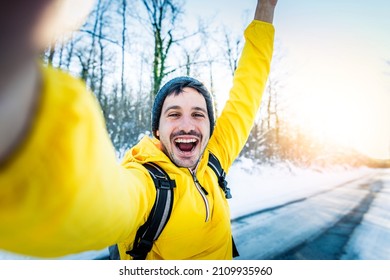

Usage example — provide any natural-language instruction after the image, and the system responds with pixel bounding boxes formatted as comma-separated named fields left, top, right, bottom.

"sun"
left=288, top=83, right=390, bottom=159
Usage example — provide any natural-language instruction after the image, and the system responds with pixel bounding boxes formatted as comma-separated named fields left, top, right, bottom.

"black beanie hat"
left=151, top=76, right=215, bottom=139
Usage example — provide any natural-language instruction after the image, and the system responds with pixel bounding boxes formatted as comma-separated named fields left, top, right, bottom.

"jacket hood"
left=121, top=136, right=168, bottom=165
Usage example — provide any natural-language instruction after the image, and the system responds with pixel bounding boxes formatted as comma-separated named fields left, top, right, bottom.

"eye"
left=168, top=112, right=180, bottom=118
left=193, top=112, right=206, bottom=118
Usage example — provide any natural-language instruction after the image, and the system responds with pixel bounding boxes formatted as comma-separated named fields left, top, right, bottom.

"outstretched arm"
left=0, top=0, right=154, bottom=257
left=0, top=0, right=95, bottom=164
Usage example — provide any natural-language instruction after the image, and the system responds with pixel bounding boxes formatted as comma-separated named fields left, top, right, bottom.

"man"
left=0, top=0, right=277, bottom=259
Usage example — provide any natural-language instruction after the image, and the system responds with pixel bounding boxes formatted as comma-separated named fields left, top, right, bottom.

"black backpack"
left=108, top=152, right=238, bottom=260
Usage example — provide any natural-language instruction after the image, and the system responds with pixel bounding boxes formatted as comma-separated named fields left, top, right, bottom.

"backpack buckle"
left=127, top=239, right=153, bottom=260
left=219, top=171, right=232, bottom=199
left=158, top=179, right=176, bottom=190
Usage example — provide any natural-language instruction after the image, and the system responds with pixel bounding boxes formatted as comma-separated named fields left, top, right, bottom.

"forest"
left=42, top=0, right=388, bottom=169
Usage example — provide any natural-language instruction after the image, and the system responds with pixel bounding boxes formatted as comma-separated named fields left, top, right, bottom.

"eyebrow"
left=163, top=105, right=208, bottom=115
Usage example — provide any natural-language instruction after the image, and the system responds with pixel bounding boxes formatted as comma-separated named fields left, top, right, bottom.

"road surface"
left=232, top=170, right=390, bottom=260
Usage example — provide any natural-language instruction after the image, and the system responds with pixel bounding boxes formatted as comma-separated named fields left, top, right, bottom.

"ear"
left=156, top=130, right=160, bottom=137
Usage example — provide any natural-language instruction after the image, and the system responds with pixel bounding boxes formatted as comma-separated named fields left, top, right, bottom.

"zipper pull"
left=194, top=176, right=208, bottom=195
left=190, top=170, right=208, bottom=195
left=200, top=185, right=208, bottom=195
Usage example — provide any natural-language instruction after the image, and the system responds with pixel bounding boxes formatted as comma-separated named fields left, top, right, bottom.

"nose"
left=178, top=114, right=196, bottom=133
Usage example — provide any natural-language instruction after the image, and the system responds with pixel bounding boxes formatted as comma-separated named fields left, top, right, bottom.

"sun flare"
left=288, top=83, right=389, bottom=159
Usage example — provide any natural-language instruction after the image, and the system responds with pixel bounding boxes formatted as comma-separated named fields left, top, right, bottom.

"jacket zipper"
left=189, top=169, right=210, bottom=222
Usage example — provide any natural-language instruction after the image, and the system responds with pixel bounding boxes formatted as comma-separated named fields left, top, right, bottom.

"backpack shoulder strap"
left=126, top=162, right=176, bottom=260
left=208, top=152, right=232, bottom=199
left=207, top=152, right=239, bottom=257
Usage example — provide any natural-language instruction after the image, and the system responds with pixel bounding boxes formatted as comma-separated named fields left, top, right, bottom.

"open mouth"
left=174, top=138, right=198, bottom=153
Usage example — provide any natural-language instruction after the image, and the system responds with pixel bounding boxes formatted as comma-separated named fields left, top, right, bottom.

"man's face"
left=156, top=87, right=210, bottom=170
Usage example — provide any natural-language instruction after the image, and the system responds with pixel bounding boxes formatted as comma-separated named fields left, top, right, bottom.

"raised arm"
left=208, top=0, right=277, bottom=170
left=254, top=0, right=278, bottom=23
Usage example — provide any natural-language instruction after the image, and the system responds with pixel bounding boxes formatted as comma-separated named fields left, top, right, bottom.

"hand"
left=0, top=0, right=95, bottom=163
left=0, top=0, right=95, bottom=88
left=269, top=0, right=278, bottom=6
left=260, top=0, right=278, bottom=7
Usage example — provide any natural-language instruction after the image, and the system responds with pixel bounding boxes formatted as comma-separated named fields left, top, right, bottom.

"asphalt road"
left=232, top=172, right=388, bottom=260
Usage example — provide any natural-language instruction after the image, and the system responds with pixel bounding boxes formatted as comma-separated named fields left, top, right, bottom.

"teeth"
left=175, top=138, right=197, bottom=143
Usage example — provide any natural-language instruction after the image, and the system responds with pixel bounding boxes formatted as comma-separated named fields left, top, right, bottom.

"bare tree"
left=222, top=28, right=243, bottom=77
left=120, top=0, right=127, bottom=97
left=63, top=35, right=79, bottom=70
left=46, top=45, right=56, bottom=66
left=181, top=46, right=202, bottom=76
left=96, top=3, right=107, bottom=101
left=84, top=0, right=103, bottom=92
left=140, top=0, right=183, bottom=97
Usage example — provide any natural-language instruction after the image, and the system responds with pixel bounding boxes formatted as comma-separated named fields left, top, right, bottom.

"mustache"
left=171, top=130, right=201, bottom=138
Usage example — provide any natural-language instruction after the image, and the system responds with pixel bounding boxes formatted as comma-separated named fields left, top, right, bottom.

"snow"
left=227, top=159, right=372, bottom=220
left=341, top=172, right=390, bottom=259
left=0, top=160, right=388, bottom=260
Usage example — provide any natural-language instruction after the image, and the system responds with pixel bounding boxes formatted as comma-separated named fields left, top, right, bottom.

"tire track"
left=271, top=180, right=383, bottom=260
left=232, top=174, right=372, bottom=224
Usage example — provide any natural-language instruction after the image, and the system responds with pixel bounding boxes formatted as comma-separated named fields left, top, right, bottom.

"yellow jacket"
left=0, top=20, right=274, bottom=259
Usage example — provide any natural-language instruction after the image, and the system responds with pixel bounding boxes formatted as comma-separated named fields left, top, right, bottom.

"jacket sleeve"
left=208, top=20, right=275, bottom=171
left=0, top=67, right=154, bottom=257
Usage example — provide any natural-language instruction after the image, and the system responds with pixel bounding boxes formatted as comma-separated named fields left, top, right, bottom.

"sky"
left=185, top=0, right=390, bottom=160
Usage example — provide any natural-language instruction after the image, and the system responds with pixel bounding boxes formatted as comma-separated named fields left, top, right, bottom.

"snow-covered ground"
left=0, top=159, right=388, bottom=260
left=341, top=171, right=390, bottom=259
left=227, top=159, right=373, bottom=220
